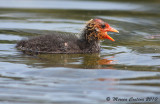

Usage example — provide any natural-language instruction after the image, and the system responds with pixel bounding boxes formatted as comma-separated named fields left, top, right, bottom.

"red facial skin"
left=94, top=19, right=119, bottom=41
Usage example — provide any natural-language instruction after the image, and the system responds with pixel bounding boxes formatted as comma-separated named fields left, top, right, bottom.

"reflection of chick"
left=16, top=19, right=119, bottom=54
left=98, top=56, right=116, bottom=65
left=26, top=54, right=116, bottom=69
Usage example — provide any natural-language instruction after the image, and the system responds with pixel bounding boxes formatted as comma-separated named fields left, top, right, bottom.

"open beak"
left=104, top=32, right=115, bottom=41
left=104, top=26, right=119, bottom=41
left=107, top=26, right=119, bottom=33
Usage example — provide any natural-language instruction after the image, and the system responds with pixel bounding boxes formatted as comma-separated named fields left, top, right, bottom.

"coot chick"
left=16, top=19, right=119, bottom=54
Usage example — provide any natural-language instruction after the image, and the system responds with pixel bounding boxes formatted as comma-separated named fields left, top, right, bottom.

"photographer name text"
left=106, top=97, right=158, bottom=102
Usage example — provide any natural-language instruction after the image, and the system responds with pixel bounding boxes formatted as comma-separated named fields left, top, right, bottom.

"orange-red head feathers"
left=85, top=19, right=119, bottom=41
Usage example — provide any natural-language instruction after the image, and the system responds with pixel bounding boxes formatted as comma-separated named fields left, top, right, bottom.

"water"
left=0, top=0, right=160, bottom=104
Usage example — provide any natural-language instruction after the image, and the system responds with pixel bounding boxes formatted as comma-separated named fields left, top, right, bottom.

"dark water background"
left=0, top=0, right=160, bottom=104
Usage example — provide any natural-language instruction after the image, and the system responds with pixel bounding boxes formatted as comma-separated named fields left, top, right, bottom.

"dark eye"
left=101, top=24, right=106, bottom=29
